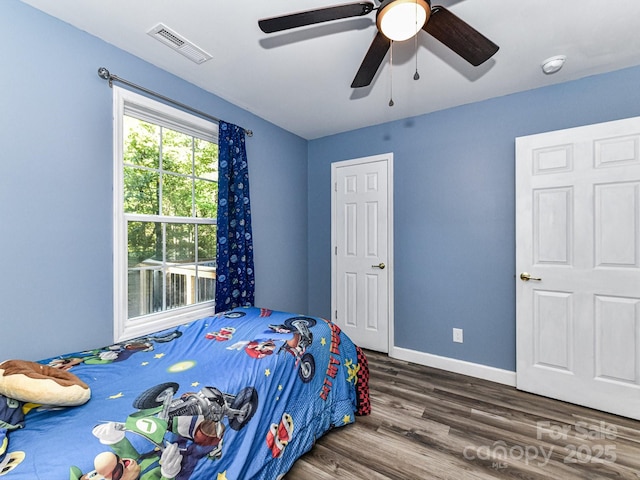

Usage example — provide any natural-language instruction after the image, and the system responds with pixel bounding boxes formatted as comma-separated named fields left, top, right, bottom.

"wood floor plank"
left=285, top=350, right=640, bottom=480
left=288, top=442, right=391, bottom=480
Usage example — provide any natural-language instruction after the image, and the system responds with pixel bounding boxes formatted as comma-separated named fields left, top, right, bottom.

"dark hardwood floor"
left=285, top=350, right=640, bottom=479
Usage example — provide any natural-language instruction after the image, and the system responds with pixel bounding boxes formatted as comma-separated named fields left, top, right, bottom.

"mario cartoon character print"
left=228, top=316, right=317, bottom=383
left=268, top=317, right=317, bottom=383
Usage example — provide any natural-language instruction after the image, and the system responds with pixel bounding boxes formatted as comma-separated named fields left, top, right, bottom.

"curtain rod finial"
left=97, top=67, right=114, bottom=87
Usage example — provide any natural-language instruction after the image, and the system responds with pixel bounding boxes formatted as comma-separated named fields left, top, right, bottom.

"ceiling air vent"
left=147, top=24, right=212, bottom=64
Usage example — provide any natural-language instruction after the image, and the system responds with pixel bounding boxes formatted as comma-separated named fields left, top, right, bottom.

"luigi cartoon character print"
left=71, top=381, right=258, bottom=480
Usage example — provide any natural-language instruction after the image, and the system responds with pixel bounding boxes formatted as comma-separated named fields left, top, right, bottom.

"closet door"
left=332, top=153, right=393, bottom=353
left=516, top=116, right=640, bottom=419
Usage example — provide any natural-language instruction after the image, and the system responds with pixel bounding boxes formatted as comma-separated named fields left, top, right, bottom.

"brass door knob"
left=372, top=263, right=386, bottom=269
left=520, top=272, right=541, bottom=281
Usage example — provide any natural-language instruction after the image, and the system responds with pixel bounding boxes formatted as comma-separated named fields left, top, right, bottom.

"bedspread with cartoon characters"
left=1, top=307, right=370, bottom=479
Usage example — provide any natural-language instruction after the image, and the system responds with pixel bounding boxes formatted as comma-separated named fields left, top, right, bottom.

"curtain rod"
left=97, top=67, right=253, bottom=137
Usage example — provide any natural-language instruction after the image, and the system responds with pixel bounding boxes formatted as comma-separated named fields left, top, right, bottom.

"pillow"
left=0, top=360, right=90, bottom=406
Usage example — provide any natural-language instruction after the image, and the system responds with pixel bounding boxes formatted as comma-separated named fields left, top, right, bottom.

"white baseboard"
left=389, top=346, right=516, bottom=387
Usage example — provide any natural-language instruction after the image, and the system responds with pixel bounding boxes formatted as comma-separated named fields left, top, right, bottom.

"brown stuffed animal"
left=0, top=359, right=90, bottom=406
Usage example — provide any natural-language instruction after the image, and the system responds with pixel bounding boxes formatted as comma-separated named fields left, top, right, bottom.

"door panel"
left=595, top=295, right=638, bottom=382
left=533, top=290, right=572, bottom=370
left=534, top=187, right=572, bottom=264
left=595, top=182, right=638, bottom=266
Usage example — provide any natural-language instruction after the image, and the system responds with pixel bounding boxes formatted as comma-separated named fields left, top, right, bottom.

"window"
left=113, top=87, right=218, bottom=341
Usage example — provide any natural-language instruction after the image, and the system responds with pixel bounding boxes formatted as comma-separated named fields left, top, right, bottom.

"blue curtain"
left=215, top=121, right=255, bottom=311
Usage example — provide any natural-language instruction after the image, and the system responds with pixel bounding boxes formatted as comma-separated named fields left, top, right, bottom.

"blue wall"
left=0, top=0, right=308, bottom=361
left=4, top=0, right=640, bottom=373
left=307, top=65, right=640, bottom=371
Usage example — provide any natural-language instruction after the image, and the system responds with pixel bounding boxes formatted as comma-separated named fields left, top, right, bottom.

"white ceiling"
left=21, top=0, right=640, bottom=140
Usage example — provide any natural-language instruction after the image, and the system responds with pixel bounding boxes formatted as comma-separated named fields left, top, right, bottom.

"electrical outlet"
left=453, top=328, right=463, bottom=343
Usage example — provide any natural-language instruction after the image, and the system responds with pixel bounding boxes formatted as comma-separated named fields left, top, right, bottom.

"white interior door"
left=331, top=154, right=393, bottom=352
left=516, top=117, right=640, bottom=420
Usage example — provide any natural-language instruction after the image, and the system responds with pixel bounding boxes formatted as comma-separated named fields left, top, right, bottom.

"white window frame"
left=113, top=86, right=219, bottom=342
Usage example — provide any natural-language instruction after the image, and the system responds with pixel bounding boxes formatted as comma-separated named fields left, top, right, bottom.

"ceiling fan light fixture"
left=377, top=0, right=430, bottom=42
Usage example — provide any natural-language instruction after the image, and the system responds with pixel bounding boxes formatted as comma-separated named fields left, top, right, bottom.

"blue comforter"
left=2, top=307, right=368, bottom=479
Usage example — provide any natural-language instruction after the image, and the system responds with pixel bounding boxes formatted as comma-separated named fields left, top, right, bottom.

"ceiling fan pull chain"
left=414, top=0, right=420, bottom=80
left=414, top=36, right=420, bottom=80
left=388, top=40, right=394, bottom=107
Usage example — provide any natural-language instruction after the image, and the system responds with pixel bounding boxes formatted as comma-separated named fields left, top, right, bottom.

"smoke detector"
left=541, top=55, right=566, bottom=75
left=148, top=24, right=212, bottom=64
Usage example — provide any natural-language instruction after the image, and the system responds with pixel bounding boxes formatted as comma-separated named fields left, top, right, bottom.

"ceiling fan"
left=258, top=0, right=499, bottom=88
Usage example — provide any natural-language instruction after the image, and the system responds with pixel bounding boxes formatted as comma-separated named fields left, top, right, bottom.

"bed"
left=0, top=307, right=370, bottom=479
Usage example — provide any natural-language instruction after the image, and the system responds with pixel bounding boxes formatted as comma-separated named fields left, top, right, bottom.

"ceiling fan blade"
left=424, top=6, right=499, bottom=66
left=351, top=31, right=391, bottom=88
left=259, top=2, right=375, bottom=34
